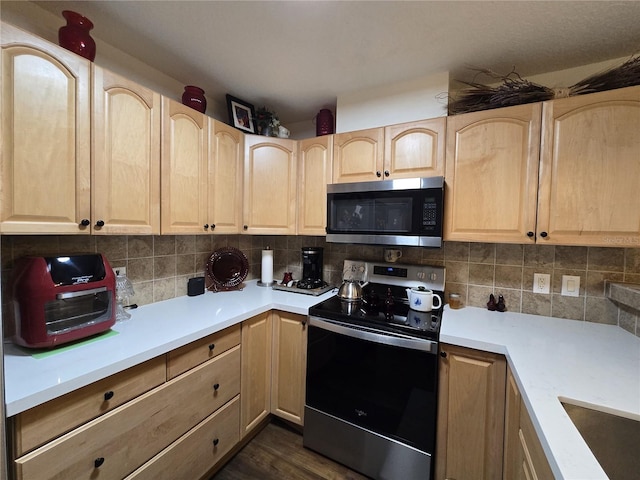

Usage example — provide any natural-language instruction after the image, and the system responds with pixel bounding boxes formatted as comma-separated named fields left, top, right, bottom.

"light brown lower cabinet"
left=271, top=311, right=307, bottom=425
left=11, top=325, right=241, bottom=480
left=503, top=367, right=555, bottom=480
left=124, top=396, right=240, bottom=480
left=240, top=312, right=273, bottom=437
left=436, top=348, right=555, bottom=480
left=435, top=344, right=507, bottom=480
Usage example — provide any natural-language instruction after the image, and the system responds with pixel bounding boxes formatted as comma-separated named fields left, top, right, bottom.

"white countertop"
left=441, top=306, right=640, bottom=480
left=4, top=284, right=639, bottom=479
left=3, top=280, right=337, bottom=416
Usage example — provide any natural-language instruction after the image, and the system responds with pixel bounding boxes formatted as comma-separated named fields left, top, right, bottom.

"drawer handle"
left=208, top=343, right=215, bottom=352
left=213, top=383, right=220, bottom=391
left=104, top=391, right=114, bottom=401
left=213, top=438, right=219, bottom=447
left=94, top=457, right=105, bottom=468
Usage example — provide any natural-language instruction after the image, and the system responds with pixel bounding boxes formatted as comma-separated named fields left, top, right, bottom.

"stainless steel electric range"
left=304, top=260, right=445, bottom=480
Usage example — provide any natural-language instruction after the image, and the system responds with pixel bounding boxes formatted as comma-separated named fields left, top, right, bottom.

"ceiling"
left=31, top=1, right=640, bottom=124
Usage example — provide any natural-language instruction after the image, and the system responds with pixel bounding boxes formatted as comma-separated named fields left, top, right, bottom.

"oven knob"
left=417, top=271, right=426, bottom=280
left=430, top=273, right=438, bottom=281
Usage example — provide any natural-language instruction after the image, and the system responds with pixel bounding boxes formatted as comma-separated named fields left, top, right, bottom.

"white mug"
left=384, top=248, right=402, bottom=263
left=406, top=287, right=442, bottom=312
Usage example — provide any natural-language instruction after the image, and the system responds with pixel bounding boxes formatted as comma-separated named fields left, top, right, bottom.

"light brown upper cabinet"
left=333, top=119, right=445, bottom=184
left=243, top=136, right=297, bottom=234
left=160, top=97, right=208, bottom=234
left=445, top=86, right=640, bottom=246
left=444, top=103, right=542, bottom=244
left=92, top=66, right=161, bottom=235
left=384, top=118, right=446, bottom=179
left=297, top=135, right=333, bottom=235
left=537, top=85, right=640, bottom=247
left=1, top=23, right=91, bottom=234
left=209, top=120, right=244, bottom=234
left=332, top=127, right=384, bottom=183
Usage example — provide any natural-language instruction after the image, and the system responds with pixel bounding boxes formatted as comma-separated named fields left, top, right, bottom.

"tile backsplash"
left=1, top=235, right=638, bottom=338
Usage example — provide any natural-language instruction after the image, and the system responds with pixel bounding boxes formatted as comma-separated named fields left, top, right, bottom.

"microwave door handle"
left=308, top=316, right=437, bottom=354
left=56, top=286, right=108, bottom=300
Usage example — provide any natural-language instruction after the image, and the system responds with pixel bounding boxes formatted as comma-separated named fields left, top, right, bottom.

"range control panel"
left=342, top=259, right=445, bottom=290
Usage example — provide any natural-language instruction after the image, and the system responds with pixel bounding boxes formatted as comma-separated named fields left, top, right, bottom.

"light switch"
left=561, top=275, right=581, bottom=297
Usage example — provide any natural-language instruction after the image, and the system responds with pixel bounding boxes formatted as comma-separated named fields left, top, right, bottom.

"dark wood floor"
left=211, top=421, right=370, bottom=480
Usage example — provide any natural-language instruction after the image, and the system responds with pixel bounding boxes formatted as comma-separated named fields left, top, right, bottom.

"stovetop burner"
left=309, top=285, right=443, bottom=341
left=309, top=261, right=446, bottom=341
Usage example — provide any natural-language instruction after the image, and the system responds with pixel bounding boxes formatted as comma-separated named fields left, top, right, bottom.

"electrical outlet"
left=561, top=275, right=580, bottom=297
left=533, top=273, right=550, bottom=294
left=113, top=266, right=126, bottom=276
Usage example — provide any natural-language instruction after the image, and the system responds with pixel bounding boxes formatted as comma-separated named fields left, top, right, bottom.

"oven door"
left=305, top=316, right=439, bottom=454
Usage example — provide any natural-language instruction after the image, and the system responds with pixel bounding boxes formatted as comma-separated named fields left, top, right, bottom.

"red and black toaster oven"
left=11, top=254, right=116, bottom=348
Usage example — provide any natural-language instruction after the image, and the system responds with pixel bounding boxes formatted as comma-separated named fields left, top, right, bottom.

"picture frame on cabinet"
left=226, top=94, right=256, bottom=133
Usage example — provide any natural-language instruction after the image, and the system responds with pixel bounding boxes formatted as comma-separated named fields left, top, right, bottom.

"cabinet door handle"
left=94, top=457, right=105, bottom=468
left=104, top=391, right=114, bottom=401
left=208, top=343, right=215, bottom=352
left=376, top=171, right=382, bottom=177
left=211, top=224, right=216, bottom=230
left=95, top=220, right=105, bottom=227
left=80, top=219, right=90, bottom=227
left=440, top=351, right=447, bottom=358
left=384, top=170, right=390, bottom=177
left=213, top=438, right=219, bottom=446
left=527, top=231, right=534, bottom=238
left=540, top=231, right=548, bottom=238
left=243, top=225, right=248, bottom=230
left=213, top=383, right=220, bottom=391
left=204, top=224, right=209, bottom=230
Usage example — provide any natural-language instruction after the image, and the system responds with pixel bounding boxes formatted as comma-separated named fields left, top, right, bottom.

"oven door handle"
left=308, top=316, right=438, bottom=354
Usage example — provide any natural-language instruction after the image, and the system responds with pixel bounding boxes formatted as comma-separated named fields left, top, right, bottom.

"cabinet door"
left=538, top=86, right=640, bottom=246
left=435, top=344, right=506, bottom=480
left=271, top=311, right=307, bottom=426
left=243, top=136, right=297, bottom=234
left=444, top=104, right=541, bottom=244
left=160, top=97, right=208, bottom=234
left=1, top=23, right=91, bottom=234
left=332, top=127, right=384, bottom=183
left=298, top=136, right=333, bottom=235
left=92, top=66, right=160, bottom=235
left=503, top=366, right=522, bottom=480
left=240, top=312, right=272, bottom=437
left=209, top=120, right=244, bottom=234
left=518, top=398, right=554, bottom=480
left=384, top=118, right=446, bottom=178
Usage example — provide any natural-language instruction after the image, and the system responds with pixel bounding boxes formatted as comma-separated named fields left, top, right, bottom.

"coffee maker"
left=297, top=247, right=325, bottom=289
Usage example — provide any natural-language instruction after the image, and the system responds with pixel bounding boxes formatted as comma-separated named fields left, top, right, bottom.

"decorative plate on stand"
left=206, top=247, right=249, bottom=292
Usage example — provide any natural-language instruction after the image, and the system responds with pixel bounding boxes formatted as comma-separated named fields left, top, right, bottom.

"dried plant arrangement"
left=448, top=54, right=640, bottom=115
left=568, top=54, right=640, bottom=96
left=448, top=67, right=555, bottom=115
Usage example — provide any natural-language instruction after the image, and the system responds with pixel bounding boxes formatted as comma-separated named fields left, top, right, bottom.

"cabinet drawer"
left=167, top=324, right=241, bottom=379
left=15, top=346, right=241, bottom=480
left=125, top=395, right=240, bottom=480
left=14, top=356, right=166, bottom=456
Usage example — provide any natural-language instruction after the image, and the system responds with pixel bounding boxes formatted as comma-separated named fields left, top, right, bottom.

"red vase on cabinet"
left=58, top=10, right=96, bottom=61
left=316, top=108, right=334, bottom=136
left=182, top=86, right=207, bottom=113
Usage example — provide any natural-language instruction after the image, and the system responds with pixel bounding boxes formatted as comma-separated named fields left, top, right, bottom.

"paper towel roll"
left=261, top=249, right=273, bottom=284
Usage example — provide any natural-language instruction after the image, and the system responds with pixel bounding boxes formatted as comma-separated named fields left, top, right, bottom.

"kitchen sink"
left=562, top=402, right=640, bottom=480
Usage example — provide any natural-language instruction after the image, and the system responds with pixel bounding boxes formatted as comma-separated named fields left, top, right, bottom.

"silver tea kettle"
left=337, top=280, right=368, bottom=301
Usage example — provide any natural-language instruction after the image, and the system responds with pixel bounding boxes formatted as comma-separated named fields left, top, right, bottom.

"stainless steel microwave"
left=326, top=176, right=444, bottom=247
